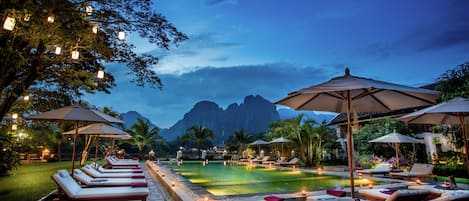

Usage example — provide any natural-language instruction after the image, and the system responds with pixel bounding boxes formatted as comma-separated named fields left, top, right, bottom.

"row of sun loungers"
left=357, top=163, right=436, bottom=180
left=51, top=156, right=149, bottom=200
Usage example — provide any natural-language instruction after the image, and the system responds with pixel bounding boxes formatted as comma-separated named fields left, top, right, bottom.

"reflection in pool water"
left=171, top=161, right=377, bottom=196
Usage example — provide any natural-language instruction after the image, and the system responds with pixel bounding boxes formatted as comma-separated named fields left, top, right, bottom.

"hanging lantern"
left=55, top=46, right=62, bottom=55
left=12, top=113, right=18, bottom=119
left=3, top=16, right=16, bottom=31
left=23, top=95, right=30, bottom=101
left=24, top=13, right=31, bottom=21
left=85, top=6, right=93, bottom=15
left=92, top=24, right=98, bottom=34
left=47, top=16, right=55, bottom=23
left=97, top=70, right=104, bottom=79
left=11, top=124, right=18, bottom=130
left=71, top=50, right=79, bottom=59
left=118, top=31, right=126, bottom=40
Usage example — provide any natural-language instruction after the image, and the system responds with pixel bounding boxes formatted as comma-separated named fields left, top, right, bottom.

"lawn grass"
left=437, top=176, right=469, bottom=184
left=0, top=161, right=73, bottom=201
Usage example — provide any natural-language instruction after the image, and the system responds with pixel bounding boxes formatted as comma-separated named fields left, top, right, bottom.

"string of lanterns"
left=2, top=5, right=126, bottom=81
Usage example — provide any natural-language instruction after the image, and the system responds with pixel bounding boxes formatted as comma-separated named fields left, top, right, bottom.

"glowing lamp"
left=171, top=181, right=175, bottom=187
left=118, top=31, right=125, bottom=40
left=204, top=196, right=209, bottom=201
left=23, top=95, right=30, bottom=101
left=12, top=113, right=18, bottom=119
left=55, top=46, right=62, bottom=55
left=3, top=16, right=15, bottom=31
left=11, top=124, right=18, bottom=130
left=368, top=184, right=373, bottom=189
left=301, top=189, right=307, bottom=196
left=85, top=6, right=93, bottom=15
left=71, top=50, right=79, bottom=59
left=97, top=70, right=104, bottom=79
left=92, top=25, right=98, bottom=34
left=47, top=16, right=55, bottom=23
left=416, top=179, right=421, bottom=184
left=24, top=13, right=31, bottom=21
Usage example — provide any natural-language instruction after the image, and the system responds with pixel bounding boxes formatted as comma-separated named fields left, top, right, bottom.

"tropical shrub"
left=0, top=130, right=20, bottom=176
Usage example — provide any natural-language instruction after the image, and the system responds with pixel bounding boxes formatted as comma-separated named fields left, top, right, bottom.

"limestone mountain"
left=160, top=95, right=280, bottom=145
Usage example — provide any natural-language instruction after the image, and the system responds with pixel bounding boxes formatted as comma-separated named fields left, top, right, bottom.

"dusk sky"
left=84, top=0, right=469, bottom=128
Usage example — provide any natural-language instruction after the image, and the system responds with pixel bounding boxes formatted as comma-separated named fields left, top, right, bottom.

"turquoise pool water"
left=173, top=162, right=377, bottom=196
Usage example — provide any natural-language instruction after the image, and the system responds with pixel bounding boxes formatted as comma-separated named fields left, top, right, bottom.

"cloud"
left=204, top=0, right=237, bottom=6
left=84, top=63, right=333, bottom=128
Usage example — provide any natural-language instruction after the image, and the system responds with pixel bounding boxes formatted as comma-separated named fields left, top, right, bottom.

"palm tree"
left=182, top=125, right=215, bottom=159
left=226, top=128, right=255, bottom=153
left=126, top=119, right=159, bottom=159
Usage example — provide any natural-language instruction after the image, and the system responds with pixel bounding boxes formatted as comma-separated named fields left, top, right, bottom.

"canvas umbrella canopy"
left=275, top=68, right=440, bottom=198
left=399, top=97, right=469, bottom=175
left=63, top=123, right=130, bottom=163
left=248, top=139, right=270, bottom=154
left=270, top=137, right=293, bottom=158
left=27, top=105, right=124, bottom=175
left=369, top=132, right=421, bottom=168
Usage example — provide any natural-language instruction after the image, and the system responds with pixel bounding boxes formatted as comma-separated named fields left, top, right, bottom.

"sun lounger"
left=52, top=169, right=149, bottom=201
left=251, top=156, right=270, bottom=164
left=390, top=163, right=435, bottom=180
left=359, top=188, right=431, bottom=201
left=357, top=163, right=392, bottom=176
left=90, top=162, right=143, bottom=173
left=274, top=158, right=300, bottom=167
left=70, top=169, right=147, bottom=187
left=431, top=190, right=469, bottom=201
left=82, top=165, right=145, bottom=178
left=106, top=156, right=140, bottom=168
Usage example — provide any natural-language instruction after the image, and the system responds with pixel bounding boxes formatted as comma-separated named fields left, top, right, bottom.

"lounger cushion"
left=131, top=182, right=148, bottom=187
left=264, top=195, right=284, bottom=201
left=386, top=189, right=430, bottom=201
left=327, top=189, right=346, bottom=197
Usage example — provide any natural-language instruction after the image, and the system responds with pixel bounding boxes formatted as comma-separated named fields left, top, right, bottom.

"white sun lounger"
left=82, top=165, right=145, bottom=178
left=52, top=169, right=149, bottom=201
left=106, top=156, right=140, bottom=168
left=90, top=162, right=143, bottom=173
left=357, top=163, right=392, bottom=176
left=70, top=169, right=147, bottom=187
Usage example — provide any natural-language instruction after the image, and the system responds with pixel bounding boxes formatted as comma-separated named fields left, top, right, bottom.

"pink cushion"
left=380, top=190, right=396, bottom=195
left=326, top=189, right=346, bottom=197
left=264, top=195, right=284, bottom=201
left=131, top=175, right=145, bottom=179
left=133, top=170, right=143, bottom=173
left=131, top=182, right=148, bottom=187
left=132, top=157, right=138, bottom=160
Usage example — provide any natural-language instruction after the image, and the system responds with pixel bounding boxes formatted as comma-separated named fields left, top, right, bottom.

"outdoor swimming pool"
left=170, top=161, right=379, bottom=196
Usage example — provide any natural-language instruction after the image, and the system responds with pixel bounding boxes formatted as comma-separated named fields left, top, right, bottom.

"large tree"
left=0, top=0, right=187, bottom=121
left=182, top=125, right=215, bottom=159
left=435, top=61, right=469, bottom=101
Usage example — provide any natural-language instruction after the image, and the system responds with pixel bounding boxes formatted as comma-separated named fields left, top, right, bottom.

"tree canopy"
left=0, top=0, right=187, bottom=121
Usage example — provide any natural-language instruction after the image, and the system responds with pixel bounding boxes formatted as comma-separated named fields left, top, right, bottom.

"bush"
left=0, top=130, right=20, bottom=176
left=434, top=163, right=468, bottom=178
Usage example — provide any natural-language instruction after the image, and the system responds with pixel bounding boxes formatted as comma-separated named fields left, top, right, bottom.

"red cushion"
left=132, top=157, right=138, bottom=160
left=133, top=170, right=143, bottom=173
left=264, top=196, right=284, bottom=201
left=326, top=189, right=346, bottom=197
left=131, top=175, right=145, bottom=179
left=380, top=190, right=397, bottom=195
left=131, top=182, right=148, bottom=187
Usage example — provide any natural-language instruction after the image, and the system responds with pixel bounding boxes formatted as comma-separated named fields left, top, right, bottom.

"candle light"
left=368, top=184, right=373, bottom=189
left=416, top=179, right=421, bottom=184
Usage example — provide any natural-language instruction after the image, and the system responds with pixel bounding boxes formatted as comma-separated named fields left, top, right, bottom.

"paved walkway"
left=141, top=163, right=175, bottom=201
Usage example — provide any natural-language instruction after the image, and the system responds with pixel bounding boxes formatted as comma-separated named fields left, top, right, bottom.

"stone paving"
left=141, top=163, right=175, bottom=201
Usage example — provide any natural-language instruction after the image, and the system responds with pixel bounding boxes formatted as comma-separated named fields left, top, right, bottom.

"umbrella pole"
left=71, top=121, right=79, bottom=176
left=346, top=90, right=355, bottom=198
left=95, top=135, right=99, bottom=163
left=458, top=115, right=469, bottom=176
left=395, top=143, right=399, bottom=168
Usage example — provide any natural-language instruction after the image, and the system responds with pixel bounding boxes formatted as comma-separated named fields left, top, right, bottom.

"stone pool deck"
left=144, top=161, right=421, bottom=201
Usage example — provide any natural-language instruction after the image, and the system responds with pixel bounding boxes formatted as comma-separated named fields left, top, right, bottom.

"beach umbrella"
left=63, top=123, right=130, bottom=163
left=27, top=105, right=124, bottom=175
left=369, top=132, right=421, bottom=168
left=269, top=137, right=293, bottom=158
left=275, top=68, right=440, bottom=197
left=248, top=139, right=269, bottom=154
left=399, top=97, right=469, bottom=175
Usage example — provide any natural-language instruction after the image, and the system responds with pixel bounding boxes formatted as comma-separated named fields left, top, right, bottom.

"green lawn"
left=0, top=162, right=72, bottom=201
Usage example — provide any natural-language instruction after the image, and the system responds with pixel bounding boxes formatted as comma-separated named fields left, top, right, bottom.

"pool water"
left=173, top=162, right=376, bottom=196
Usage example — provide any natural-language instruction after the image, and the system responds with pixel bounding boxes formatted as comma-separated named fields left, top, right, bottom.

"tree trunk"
left=80, top=136, right=93, bottom=165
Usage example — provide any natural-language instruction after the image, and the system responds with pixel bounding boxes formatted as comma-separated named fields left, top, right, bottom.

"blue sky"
left=84, top=0, right=469, bottom=128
